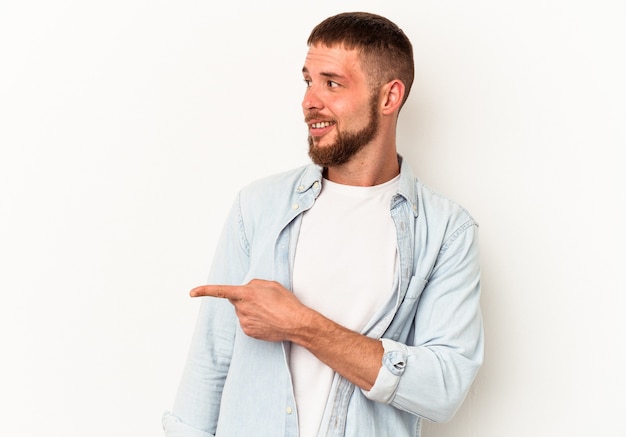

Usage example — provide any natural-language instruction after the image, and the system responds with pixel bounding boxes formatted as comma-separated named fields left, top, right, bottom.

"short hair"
left=307, top=12, right=414, bottom=108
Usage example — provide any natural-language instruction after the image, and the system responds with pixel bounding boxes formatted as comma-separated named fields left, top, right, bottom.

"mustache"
left=304, top=111, right=334, bottom=124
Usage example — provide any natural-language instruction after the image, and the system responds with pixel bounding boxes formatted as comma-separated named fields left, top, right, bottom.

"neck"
left=325, top=146, right=400, bottom=186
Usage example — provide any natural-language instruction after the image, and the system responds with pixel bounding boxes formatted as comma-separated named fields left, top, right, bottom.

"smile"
left=310, top=121, right=335, bottom=129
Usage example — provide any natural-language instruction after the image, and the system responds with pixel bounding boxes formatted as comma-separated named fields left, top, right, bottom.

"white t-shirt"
left=290, top=175, right=399, bottom=437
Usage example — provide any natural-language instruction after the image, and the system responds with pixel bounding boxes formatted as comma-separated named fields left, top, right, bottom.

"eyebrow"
left=302, top=66, right=347, bottom=81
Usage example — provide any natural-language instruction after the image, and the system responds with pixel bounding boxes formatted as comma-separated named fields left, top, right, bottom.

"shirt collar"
left=294, top=164, right=323, bottom=197
left=396, top=155, right=419, bottom=217
left=293, top=155, right=418, bottom=217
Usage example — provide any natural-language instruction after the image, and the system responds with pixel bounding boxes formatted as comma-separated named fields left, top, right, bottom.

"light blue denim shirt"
left=162, top=156, right=483, bottom=437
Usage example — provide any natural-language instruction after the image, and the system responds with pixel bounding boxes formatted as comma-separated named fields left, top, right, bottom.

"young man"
left=163, top=12, right=483, bottom=437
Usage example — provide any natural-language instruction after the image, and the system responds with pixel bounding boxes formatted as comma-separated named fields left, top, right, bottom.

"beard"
left=307, top=95, right=379, bottom=167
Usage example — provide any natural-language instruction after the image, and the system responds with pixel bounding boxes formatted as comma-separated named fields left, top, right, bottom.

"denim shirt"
left=162, top=156, right=484, bottom=437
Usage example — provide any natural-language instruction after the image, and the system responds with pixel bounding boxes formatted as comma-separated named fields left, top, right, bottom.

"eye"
left=327, top=80, right=339, bottom=88
left=303, top=79, right=312, bottom=88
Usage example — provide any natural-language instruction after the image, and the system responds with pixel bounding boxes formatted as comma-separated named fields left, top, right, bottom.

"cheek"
left=326, top=93, right=372, bottom=125
left=344, top=104, right=373, bottom=128
left=332, top=101, right=359, bottom=122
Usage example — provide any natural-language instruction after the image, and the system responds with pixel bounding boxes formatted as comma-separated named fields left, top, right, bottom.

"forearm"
left=288, top=308, right=384, bottom=391
left=189, top=279, right=386, bottom=391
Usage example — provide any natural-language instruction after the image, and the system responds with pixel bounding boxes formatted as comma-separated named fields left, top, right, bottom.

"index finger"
left=189, top=284, right=243, bottom=300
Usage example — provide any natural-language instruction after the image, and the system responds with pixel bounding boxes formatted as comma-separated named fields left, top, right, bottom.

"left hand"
left=190, top=279, right=309, bottom=342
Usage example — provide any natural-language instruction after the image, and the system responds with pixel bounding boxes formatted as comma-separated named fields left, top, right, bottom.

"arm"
left=188, top=220, right=483, bottom=423
left=162, top=298, right=236, bottom=437
left=163, top=194, right=250, bottom=437
left=364, top=222, right=483, bottom=422
left=190, top=279, right=384, bottom=391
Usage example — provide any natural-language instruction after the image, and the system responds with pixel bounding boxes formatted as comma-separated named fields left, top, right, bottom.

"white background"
left=1, top=1, right=624, bottom=436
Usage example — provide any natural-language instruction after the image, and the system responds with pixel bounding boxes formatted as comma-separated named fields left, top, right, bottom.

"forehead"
left=302, top=44, right=365, bottom=79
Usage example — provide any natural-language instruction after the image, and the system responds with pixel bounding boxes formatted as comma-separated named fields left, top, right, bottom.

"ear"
left=380, top=80, right=405, bottom=115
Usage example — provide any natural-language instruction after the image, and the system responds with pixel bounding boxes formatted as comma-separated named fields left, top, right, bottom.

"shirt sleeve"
left=361, top=338, right=408, bottom=403
left=362, top=221, right=483, bottom=423
left=162, top=411, right=217, bottom=437
left=163, top=194, right=250, bottom=436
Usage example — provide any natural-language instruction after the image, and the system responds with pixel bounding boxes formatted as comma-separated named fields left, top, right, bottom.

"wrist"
left=287, top=308, right=334, bottom=348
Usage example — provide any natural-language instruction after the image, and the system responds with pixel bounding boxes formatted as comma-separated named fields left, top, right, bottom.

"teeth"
left=311, top=121, right=332, bottom=129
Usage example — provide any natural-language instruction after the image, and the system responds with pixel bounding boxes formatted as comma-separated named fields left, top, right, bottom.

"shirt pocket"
left=385, top=276, right=428, bottom=341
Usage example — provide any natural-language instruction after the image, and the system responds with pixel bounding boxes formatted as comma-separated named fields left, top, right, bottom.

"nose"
left=302, top=85, right=323, bottom=112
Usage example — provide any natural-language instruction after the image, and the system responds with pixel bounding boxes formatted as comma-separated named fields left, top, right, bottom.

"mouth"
left=308, top=120, right=336, bottom=135
left=310, top=121, right=334, bottom=129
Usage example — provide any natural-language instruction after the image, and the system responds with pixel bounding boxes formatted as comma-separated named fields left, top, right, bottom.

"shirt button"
left=297, top=185, right=304, bottom=192
left=313, top=181, right=320, bottom=189
left=286, top=406, right=293, bottom=414
left=292, top=203, right=299, bottom=210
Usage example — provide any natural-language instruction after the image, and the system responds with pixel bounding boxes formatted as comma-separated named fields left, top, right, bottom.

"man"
left=163, top=11, right=483, bottom=437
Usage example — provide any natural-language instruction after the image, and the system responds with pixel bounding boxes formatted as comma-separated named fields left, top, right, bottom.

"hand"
left=191, top=279, right=383, bottom=389
left=190, top=279, right=309, bottom=342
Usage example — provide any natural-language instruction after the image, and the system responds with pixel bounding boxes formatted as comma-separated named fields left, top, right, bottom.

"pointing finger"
left=189, top=285, right=242, bottom=300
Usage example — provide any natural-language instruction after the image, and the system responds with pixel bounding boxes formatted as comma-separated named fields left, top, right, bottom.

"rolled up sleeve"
left=363, top=221, right=483, bottom=423
left=361, top=339, right=408, bottom=403
left=162, top=411, right=215, bottom=437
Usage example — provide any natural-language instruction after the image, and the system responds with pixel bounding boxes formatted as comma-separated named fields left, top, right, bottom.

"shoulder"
left=415, top=179, right=475, bottom=225
left=238, top=164, right=320, bottom=204
left=414, top=179, right=477, bottom=249
left=230, top=164, right=322, bottom=247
